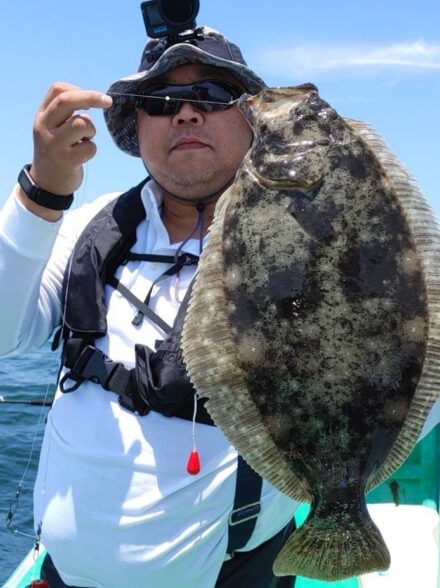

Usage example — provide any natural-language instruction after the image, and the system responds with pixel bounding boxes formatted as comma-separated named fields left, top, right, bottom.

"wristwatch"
left=18, top=164, right=74, bottom=211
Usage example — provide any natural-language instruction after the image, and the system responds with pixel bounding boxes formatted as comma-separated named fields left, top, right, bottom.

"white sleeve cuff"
left=0, top=187, right=62, bottom=260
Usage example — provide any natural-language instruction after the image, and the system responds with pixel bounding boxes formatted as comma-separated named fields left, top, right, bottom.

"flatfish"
left=181, top=84, right=440, bottom=580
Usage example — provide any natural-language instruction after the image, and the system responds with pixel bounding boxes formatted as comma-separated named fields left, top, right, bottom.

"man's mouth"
left=171, top=137, right=210, bottom=151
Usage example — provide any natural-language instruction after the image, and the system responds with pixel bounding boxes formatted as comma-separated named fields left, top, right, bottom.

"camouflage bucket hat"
left=104, top=26, right=266, bottom=157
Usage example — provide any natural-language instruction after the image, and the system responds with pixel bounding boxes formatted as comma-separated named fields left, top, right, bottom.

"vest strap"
left=123, top=252, right=199, bottom=327
left=108, top=276, right=172, bottom=335
left=226, top=455, right=263, bottom=557
left=125, top=252, right=199, bottom=265
left=60, top=339, right=150, bottom=415
left=59, top=337, right=215, bottom=423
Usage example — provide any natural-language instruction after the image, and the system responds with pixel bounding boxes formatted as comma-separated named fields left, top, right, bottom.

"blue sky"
left=0, top=0, right=439, bottom=216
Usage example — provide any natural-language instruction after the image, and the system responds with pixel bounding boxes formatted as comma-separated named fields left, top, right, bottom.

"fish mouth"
left=238, top=84, right=319, bottom=124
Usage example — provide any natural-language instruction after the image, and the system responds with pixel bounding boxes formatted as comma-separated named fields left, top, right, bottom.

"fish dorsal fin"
left=345, top=118, right=440, bottom=490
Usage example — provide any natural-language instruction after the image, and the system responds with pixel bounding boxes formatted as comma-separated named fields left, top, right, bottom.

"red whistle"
left=186, top=450, right=201, bottom=475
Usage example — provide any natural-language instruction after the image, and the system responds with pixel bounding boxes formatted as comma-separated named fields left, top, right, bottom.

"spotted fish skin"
left=182, top=85, right=440, bottom=580
left=226, top=88, right=427, bottom=486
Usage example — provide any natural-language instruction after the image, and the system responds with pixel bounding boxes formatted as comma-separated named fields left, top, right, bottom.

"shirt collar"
left=139, top=178, right=207, bottom=256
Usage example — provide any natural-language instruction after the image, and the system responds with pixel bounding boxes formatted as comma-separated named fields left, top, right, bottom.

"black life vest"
left=54, top=179, right=213, bottom=424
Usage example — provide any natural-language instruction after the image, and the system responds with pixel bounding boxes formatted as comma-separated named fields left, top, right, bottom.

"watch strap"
left=18, top=164, right=74, bottom=211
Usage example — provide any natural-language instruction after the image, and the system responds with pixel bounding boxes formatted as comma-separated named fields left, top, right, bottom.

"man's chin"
left=159, top=174, right=228, bottom=201
left=164, top=188, right=224, bottom=205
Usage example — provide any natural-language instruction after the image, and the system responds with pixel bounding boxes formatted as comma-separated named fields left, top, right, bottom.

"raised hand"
left=19, top=82, right=112, bottom=219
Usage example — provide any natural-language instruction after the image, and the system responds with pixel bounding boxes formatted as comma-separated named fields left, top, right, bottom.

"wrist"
left=18, top=164, right=74, bottom=211
left=16, top=185, right=64, bottom=222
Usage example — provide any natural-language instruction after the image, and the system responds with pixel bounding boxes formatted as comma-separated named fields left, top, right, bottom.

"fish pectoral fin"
left=288, top=181, right=323, bottom=202
left=287, top=193, right=335, bottom=243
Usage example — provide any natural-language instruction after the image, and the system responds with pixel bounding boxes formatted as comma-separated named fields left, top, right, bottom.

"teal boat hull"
left=4, top=425, right=439, bottom=587
left=2, top=546, right=46, bottom=588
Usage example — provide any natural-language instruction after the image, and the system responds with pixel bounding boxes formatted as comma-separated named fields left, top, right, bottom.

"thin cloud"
left=257, top=40, right=440, bottom=78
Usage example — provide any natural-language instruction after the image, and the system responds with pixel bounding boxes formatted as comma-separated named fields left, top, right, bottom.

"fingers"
left=31, top=82, right=113, bottom=196
left=39, top=81, right=82, bottom=110
left=39, top=82, right=112, bottom=113
left=53, top=114, right=98, bottom=167
left=39, top=83, right=112, bottom=129
left=61, top=113, right=96, bottom=148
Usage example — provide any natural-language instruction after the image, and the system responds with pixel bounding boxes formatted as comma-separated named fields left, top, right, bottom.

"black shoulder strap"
left=226, top=455, right=263, bottom=556
left=60, top=179, right=148, bottom=338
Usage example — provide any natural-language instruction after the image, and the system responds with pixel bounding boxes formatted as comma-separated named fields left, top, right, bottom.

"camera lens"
left=159, top=0, right=200, bottom=26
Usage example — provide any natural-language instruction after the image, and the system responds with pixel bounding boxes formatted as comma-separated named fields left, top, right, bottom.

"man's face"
left=137, top=64, right=253, bottom=200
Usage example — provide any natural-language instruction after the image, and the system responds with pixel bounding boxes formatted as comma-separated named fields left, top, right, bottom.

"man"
left=0, top=26, right=298, bottom=588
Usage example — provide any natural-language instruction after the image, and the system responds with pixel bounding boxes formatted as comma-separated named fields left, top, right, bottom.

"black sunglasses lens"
left=137, top=94, right=180, bottom=116
left=138, top=80, right=242, bottom=116
left=192, top=82, right=240, bottom=112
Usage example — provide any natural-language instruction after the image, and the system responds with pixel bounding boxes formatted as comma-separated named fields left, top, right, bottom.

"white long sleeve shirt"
left=0, top=182, right=298, bottom=588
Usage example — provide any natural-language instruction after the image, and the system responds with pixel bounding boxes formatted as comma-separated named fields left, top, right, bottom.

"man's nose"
left=172, top=101, right=204, bottom=125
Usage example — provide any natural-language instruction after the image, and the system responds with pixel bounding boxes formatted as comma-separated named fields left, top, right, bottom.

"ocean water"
left=0, top=341, right=59, bottom=584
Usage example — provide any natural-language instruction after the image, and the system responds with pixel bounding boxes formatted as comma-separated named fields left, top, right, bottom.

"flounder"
left=181, top=84, right=440, bottom=580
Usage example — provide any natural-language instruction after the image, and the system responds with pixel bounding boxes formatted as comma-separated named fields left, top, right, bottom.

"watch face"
left=18, top=166, right=37, bottom=199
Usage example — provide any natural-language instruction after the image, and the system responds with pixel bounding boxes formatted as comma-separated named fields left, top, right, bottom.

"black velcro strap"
left=226, top=455, right=263, bottom=556
left=125, top=252, right=199, bottom=267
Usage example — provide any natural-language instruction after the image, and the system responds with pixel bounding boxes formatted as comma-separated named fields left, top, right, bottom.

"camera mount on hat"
left=141, top=0, right=202, bottom=42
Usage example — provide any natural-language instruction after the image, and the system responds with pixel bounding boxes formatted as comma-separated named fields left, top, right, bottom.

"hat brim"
left=104, top=43, right=266, bottom=157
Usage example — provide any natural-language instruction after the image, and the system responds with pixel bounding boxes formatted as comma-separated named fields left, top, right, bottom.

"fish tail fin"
left=273, top=501, right=390, bottom=581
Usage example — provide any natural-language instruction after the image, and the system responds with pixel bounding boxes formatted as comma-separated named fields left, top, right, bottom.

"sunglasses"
left=134, top=79, right=243, bottom=116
